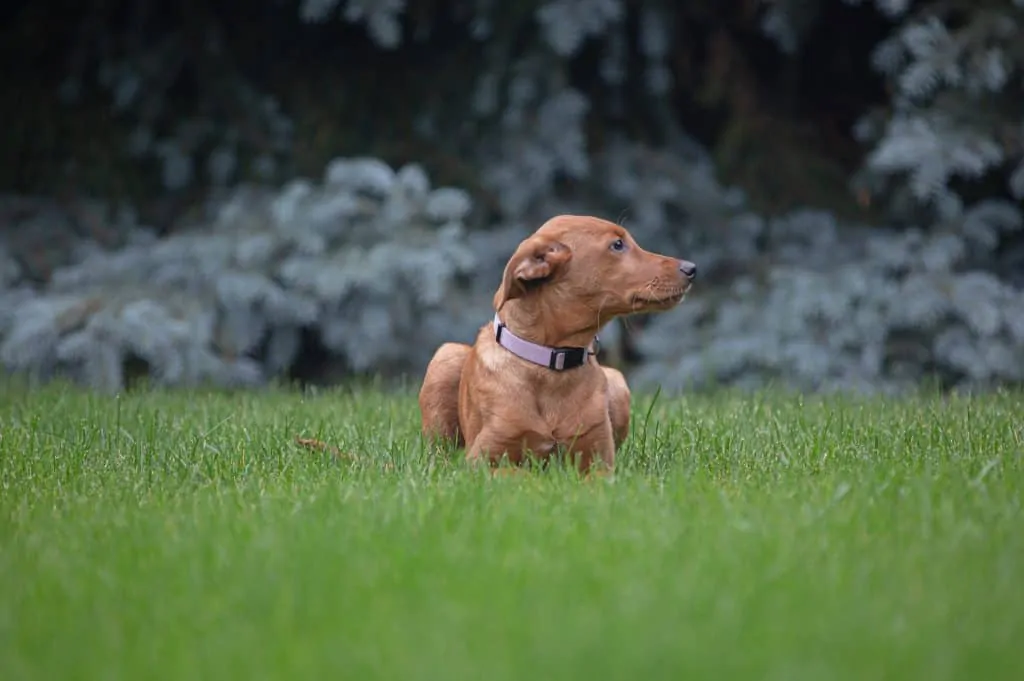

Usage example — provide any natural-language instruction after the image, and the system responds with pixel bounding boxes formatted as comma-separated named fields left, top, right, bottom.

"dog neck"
left=493, top=312, right=598, bottom=371
left=497, top=297, right=602, bottom=347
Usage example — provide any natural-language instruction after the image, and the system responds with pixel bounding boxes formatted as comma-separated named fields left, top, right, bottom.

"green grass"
left=1, top=381, right=1023, bottom=681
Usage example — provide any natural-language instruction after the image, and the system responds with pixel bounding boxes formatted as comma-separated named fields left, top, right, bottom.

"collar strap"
left=493, top=313, right=598, bottom=371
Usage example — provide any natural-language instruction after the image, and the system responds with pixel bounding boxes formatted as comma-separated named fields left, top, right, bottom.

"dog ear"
left=493, top=235, right=572, bottom=311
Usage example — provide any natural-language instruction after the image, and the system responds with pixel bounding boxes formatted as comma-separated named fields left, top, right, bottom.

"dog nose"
left=678, top=260, right=697, bottom=279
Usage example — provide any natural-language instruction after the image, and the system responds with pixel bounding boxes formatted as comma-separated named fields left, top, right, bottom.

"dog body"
left=418, top=215, right=695, bottom=473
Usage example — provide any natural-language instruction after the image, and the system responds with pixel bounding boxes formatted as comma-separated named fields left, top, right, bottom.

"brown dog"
left=418, top=215, right=696, bottom=474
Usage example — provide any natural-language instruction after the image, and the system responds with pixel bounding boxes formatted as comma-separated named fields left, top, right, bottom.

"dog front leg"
left=566, top=420, right=617, bottom=477
left=466, top=428, right=552, bottom=473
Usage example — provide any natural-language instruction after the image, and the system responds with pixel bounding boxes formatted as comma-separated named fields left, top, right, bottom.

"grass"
left=1, top=381, right=1022, bottom=681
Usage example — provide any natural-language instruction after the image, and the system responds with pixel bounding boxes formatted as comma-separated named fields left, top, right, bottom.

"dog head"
left=493, top=215, right=696, bottom=328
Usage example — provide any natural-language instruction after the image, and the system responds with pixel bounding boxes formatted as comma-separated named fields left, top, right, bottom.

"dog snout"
left=678, top=260, right=697, bottom=280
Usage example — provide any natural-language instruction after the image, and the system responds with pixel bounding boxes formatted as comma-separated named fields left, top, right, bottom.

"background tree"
left=1, top=0, right=1022, bottom=393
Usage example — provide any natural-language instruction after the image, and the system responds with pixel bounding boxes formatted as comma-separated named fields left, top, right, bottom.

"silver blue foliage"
left=854, top=2, right=1024, bottom=218
left=0, top=158, right=477, bottom=391
left=632, top=199, right=1024, bottom=395
left=12, top=0, right=1022, bottom=395
left=535, top=0, right=623, bottom=57
left=300, top=0, right=407, bottom=48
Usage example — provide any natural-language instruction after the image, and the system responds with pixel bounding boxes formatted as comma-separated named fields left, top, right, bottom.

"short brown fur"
left=418, top=214, right=695, bottom=474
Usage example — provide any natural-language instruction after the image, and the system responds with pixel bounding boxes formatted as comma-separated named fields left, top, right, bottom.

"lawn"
left=1, top=381, right=1022, bottom=680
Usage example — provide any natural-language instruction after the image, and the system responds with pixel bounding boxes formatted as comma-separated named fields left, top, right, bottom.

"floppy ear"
left=493, top=235, right=572, bottom=311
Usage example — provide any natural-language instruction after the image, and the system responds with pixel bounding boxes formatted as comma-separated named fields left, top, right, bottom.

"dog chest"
left=537, top=396, right=609, bottom=445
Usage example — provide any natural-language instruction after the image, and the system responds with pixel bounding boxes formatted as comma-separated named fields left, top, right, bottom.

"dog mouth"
left=630, top=288, right=689, bottom=308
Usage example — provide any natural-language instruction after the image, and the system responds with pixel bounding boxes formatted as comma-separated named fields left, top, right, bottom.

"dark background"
left=1, top=0, right=1022, bottom=395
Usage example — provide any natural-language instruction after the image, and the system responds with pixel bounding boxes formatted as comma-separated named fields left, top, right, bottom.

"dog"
left=418, top=214, right=696, bottom=474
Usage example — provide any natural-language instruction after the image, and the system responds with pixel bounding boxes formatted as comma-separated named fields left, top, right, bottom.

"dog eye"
left=610, top=238, right=626, bottom=252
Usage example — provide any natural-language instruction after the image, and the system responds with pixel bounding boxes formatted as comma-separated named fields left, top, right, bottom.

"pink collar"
left=493, top=313, right=598, bottom=371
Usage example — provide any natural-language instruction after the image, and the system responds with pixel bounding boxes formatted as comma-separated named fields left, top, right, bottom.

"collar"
left=492, top=313, right=598, bottom=371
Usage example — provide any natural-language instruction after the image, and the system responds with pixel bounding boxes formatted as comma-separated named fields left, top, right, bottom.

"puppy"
left=418, top=214, right=696, bottom=474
